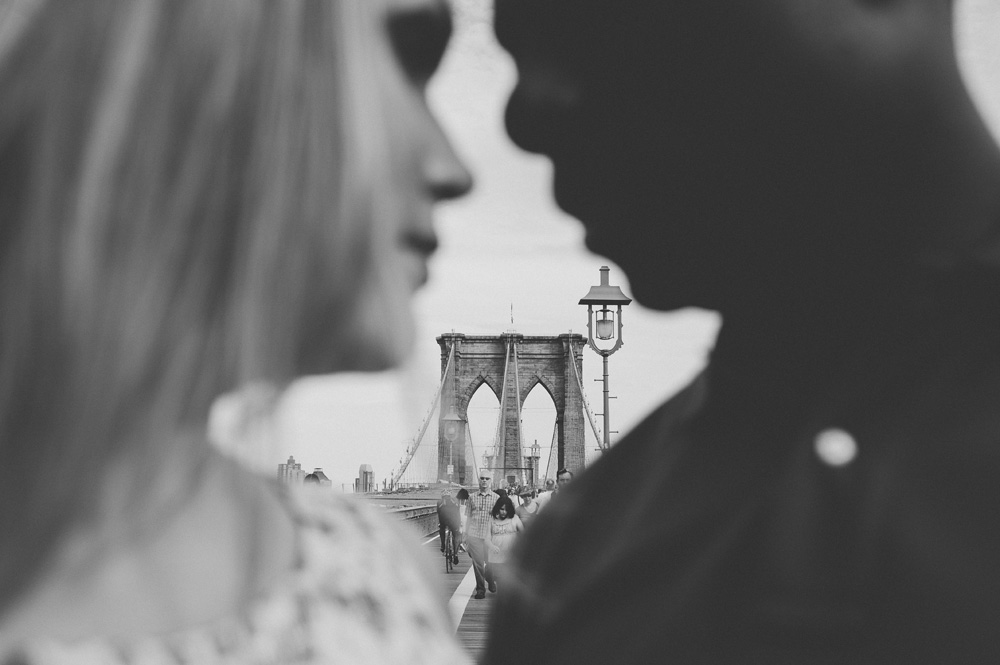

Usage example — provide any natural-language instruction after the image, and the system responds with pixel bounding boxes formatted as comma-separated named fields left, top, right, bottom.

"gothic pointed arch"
left=436, top=332, right=586, bottom=487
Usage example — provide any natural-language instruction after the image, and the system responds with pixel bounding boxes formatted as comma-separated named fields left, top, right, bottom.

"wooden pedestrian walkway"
left=454, top=574, right=495, bottom=659
left=427, top=541, right=497, bottom=662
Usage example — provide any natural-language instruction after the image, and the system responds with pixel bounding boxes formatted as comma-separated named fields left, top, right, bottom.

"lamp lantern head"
left=442, top=405, right=463, bottom=444
left=579, top=266, right=631, bottom=355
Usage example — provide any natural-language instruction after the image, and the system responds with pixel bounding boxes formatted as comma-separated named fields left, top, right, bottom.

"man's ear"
left=850, top=0, right=949, bottom=8
left=798, top=0, right=955, bottom=73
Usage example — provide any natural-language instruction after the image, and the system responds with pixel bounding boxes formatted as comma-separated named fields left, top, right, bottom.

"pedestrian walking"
left=514, top=487, right=539, bottom=529
left=456, top=488, right=471, bottom=552
left=465, top=470, right=498, bottom=599
left=437, top=490, right=461, bottom=563
left=487, top=495, right=523, bottom=592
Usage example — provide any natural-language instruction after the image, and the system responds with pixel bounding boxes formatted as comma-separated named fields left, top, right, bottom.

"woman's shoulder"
left=14, top=485, right=469, bottom=665
left=282, top=483, right=399, bottom=544
left=251, top=486, right=468, bottom=661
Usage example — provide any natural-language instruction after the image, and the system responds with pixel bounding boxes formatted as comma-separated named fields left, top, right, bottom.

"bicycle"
left=443, top=527, right=459, bottom=573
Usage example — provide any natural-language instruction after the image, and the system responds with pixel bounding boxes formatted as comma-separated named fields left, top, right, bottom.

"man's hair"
left=557, top=468, right=574, bottom=479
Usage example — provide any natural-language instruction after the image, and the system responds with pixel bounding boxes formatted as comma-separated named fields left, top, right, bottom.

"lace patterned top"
left=4, top=487, right=470, bottom=665
left=488, top=516, right=522, bottom=564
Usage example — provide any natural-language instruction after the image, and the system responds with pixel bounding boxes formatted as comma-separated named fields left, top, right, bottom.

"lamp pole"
left=442, top=406, right=463, bottom=484
left=600, top=353, right=611, bottom=451
left=579, top=266, right=632, bottom=451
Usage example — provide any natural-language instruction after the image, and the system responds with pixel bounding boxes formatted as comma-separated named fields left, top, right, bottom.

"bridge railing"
left=389, top=505, right=439, bottom=538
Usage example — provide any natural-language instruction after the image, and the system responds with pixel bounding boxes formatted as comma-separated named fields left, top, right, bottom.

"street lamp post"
left=442, top=406, right=463, bottom=485
left=579, top=266, right=632, bottom=451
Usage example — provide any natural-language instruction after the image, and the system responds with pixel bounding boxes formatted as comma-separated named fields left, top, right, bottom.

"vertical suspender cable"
left=490, top=342, right=511, bottom=470
left=544, top=422, right=558, bottom=482
left=391, top=343, right=455, bottom=487
left=512, top=341, right=524, bottom=477
left=570, top=347, right=605, bottom=450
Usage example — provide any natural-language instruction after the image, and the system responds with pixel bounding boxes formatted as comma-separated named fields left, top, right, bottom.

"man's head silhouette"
left=495, top=0, right=1000, bottom=313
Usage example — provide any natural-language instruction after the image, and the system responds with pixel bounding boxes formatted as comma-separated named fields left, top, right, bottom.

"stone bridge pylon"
left=436, top=332, right=587, bottom=488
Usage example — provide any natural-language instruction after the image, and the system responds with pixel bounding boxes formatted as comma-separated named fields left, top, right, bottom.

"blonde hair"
left=0, top=0, right=393, bottom=608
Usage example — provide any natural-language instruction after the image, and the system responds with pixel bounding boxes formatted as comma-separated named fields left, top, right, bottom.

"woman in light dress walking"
left=487, top=495, right=523, bottom=593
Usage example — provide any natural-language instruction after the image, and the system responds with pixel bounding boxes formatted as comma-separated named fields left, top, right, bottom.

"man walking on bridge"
left=465, top=470, right=498, bottom=600
left=534, top=469, right=572, bottom=513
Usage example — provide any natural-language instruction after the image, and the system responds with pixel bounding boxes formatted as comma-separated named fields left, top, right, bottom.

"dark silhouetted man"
left=486, top=1, right=1000, bottom=662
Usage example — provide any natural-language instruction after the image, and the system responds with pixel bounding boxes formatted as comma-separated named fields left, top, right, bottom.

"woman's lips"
left=403, top=229, right=439, bottom=256
left=401, top=229, right=437, bottom=287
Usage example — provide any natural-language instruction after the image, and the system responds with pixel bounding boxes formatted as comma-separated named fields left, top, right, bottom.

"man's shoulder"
left=533, top=492, right=552, bottom=506
left=576, top=371, right=707, bottom=485
left=490, top=375, right=708, bottom=651
left=515, top=373, right=707, bottom=554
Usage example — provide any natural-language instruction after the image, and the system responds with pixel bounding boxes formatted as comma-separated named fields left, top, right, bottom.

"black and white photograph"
left=1, top=0, right=999, bottom=662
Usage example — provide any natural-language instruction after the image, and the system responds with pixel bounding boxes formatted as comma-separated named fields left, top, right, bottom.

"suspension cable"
left=490, top=341, right=512, bottom=469
left=465, top=421, right=478, bottom=483
left=570, top=345, right=605, bottom=450
left=512, top=340, right=523, bottom=475
left=392, top=343, right=455, bottom=486
left=543, top=421, right=558, bottom=481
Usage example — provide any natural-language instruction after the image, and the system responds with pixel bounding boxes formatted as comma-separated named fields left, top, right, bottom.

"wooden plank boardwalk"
left=454, top=576, right=495, bottom=660
left=426, top=540, right=497, bottom=662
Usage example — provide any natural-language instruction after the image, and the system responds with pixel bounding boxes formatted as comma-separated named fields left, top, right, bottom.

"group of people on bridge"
left=437, top=469, right=573, bottom=599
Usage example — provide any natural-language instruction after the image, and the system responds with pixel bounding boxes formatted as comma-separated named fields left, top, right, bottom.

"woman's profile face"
left=346, top=0, right=472, bottom=369
left=301, top=0, right=471, bottom=373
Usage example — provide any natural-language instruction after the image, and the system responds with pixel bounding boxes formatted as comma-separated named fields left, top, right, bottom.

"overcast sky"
left=213, top=0, right=1000, bottom=491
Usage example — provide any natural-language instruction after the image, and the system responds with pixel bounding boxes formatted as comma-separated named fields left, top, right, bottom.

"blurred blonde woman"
left=0, top=0, right=471, bottom=662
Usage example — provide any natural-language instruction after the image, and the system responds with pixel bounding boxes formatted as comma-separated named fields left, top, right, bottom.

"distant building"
left=355, top=464, right=374, bottom=493
left=277, top=456, right=305, bottom=485
left=311, top=468, right=332, bottom=487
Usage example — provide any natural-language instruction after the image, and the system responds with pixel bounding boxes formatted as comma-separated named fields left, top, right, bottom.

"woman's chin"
left=296, top=314, right=415, bottom=376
